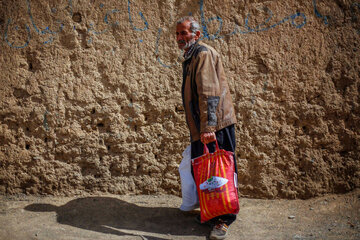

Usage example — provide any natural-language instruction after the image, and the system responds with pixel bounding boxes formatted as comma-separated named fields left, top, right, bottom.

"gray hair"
left=176, top=16, right=201, bottom=35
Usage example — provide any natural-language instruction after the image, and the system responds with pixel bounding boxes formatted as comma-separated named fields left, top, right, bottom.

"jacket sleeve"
left=195, top=50, right=221, bottom=133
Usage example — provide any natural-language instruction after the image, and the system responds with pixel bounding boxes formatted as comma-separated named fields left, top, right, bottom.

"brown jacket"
left=182, top=41, right=236, bottom=142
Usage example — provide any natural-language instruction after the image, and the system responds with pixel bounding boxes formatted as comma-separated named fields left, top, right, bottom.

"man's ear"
left=195, top=30, right=201, bottom=40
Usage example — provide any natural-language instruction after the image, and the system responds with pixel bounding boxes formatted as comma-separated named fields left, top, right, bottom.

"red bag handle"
left=203, top=139, right=220, bottom=154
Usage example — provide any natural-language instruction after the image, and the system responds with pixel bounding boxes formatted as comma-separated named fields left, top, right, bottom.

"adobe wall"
left=0, top=0, right=359, bottom=199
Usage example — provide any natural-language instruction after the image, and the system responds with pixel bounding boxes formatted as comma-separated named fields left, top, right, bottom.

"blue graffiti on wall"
left=198, top=0, right=306, bottom=41
left=313, top=0, right=360, bottom=33
left=4, top=0, right=70, bottom=48
left=155, top=28, right=174, bottom=68
left=313, top=0, right=329, bottom=25
left=352, top=2, right=360, bottom=15
left=43, top=110, right=49, bottom=131
left=156, top=0, right=307, bottom=67
left=1, top=0, right=359, bottom=66
left=351, top=3, right=360, bottom=34
left=128, top=0, right=149, bottom=31
left=26, top=0, right=65, bottom=44
left=2, top=0, right=149, bottom=48
left=4, top=18, right=32, bottom=49
left=87, top=8, right=121, bottom=43
left=87, top=1, right=149, bottom=43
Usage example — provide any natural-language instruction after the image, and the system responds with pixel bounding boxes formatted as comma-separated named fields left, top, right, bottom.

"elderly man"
left=176, top=16, right=238, bottom=240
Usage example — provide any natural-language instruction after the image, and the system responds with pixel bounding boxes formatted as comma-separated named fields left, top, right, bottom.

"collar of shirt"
left=183, top=41, right=199, bottom=61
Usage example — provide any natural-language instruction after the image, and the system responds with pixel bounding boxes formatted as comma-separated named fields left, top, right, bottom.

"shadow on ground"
left=24, top=197, right=209, bottom=239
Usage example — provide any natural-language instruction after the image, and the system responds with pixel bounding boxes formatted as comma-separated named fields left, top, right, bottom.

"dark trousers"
left=191, top=124, right=237, bottom=226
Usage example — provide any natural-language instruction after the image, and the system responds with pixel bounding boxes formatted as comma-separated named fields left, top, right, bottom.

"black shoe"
left=195, top=214, right=212, bottom=227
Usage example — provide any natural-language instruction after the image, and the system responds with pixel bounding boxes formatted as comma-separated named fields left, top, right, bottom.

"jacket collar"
left=183, top=40, right=200, bottom=61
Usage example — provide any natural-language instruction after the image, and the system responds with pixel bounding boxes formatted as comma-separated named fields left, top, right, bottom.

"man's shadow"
left=25, top=197, right=208, bottom=239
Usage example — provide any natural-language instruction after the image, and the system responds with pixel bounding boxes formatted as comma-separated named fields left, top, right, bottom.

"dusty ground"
left=0, top=189, right=359, bottom=240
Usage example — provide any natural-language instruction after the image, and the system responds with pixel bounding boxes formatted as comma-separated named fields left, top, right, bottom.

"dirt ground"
left=0, top=189, right=359, bottom=240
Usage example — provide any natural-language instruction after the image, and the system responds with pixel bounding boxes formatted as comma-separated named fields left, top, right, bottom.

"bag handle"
left=203, top=139, right=220, bottom=154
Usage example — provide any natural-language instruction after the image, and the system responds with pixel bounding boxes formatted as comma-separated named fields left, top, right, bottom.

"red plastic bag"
left=192, top=141, right=239, bottom=223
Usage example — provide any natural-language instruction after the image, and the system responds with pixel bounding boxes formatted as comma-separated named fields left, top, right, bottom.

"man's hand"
left=200, top=132, right=216, bottom=144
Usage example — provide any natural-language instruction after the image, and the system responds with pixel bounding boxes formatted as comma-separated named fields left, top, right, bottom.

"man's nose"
left=176, top=35, right=182, bottom=41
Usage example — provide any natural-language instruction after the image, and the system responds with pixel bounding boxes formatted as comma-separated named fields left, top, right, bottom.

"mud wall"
left=0, top=0, right=359, bottom=199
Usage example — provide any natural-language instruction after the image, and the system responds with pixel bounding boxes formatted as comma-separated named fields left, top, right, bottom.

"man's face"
left=176, top=20, right=199, bottom=51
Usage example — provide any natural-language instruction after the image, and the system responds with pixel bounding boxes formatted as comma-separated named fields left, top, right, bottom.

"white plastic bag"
left=179, top=145, right=199, bottom=211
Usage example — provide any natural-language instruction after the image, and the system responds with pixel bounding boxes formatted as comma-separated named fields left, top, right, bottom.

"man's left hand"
left=200, top=132, right=216, bottom=144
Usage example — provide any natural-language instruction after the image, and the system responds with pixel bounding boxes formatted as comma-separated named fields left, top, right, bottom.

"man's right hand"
left=200, top=132, right=216, bottom=144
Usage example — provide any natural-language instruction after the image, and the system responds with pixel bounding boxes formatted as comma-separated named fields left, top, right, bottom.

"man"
left=176, top=16, right=238, bottom=240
